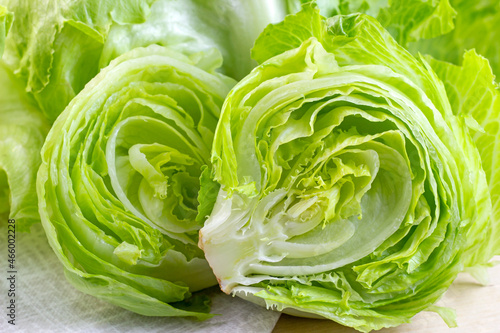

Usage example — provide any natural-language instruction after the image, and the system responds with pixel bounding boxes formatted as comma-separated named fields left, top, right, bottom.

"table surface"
left=273, top=260, right=500, bottom=333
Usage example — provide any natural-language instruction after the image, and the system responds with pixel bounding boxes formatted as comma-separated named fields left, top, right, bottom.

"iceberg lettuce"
left=37, top=45, right=235, bottom=317
left=199, top=5, right=499, bottom=331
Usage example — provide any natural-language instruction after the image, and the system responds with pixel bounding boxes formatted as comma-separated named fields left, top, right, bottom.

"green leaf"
left=2, top=0, right=155, bottom=121
left=410, top=0, right=500, bottom=78
left=3, top=0, right=288, bottom=122
left=426, top=50, right=500, bottom=265
left=0, top=61, right=49, bottom=231
left=377, top=0, right=456, bottom=45
left=285, top=0, right=457, bottom=46
left=0, top=5, right=13, bottom=57
left=252, top=3, right=324, bottom=64
left=100, top=0, right=289, bottom=80
left=195, top=165, right=220, bottom=223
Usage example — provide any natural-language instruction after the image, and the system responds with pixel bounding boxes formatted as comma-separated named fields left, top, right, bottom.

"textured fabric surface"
left=0, top=222, right=280, bottom=332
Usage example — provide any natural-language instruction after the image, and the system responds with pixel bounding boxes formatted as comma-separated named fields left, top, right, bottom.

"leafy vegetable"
left=287, top=0, right=500, bottom=79
left=1, top=0, right=287, bottom=122
left=286, top=0, right=457, bottom=46
left=1, top=0, right=155, bottom=121
left=37, top=45, right=235, bottom=317
left=0, top=5, right=12, bottom=57
left=2, top=0, right=498, bottom=329
left=0, top=61, right=49, bottom=231
left=410, top=0, right=500, bottom=78
left=1, top=4, right=49, bottom=232
left=99, top=0, right=288, bottom=80
left=199, top=5, right=497, bottom=332
left=425, top=51, right=500, bottom=268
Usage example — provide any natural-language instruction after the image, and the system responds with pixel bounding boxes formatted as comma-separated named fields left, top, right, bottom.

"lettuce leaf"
left=426, top=50, right=500, bottom=265
left=0, top=61, right=49, bottom=231
left=286, top=0, right=457, bottom=46
left=410, top=0, right=500, bottom=78
left=1, top=0, right=287, bottom=122
left=1, top=0, right=155, bottom=121
left=0, top=5, right=12, bottom=57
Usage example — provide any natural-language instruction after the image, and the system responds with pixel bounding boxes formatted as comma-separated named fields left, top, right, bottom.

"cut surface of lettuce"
left=37, top=45, right=235, bottom=317
left=199, top=6, right=496, bottom=332
left=0, top=61, right=49, bottom=231
left=1, top=0, right=287, bottom=122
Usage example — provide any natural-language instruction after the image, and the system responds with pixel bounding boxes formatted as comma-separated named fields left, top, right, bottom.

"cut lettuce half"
left=37, top=45, right=236, bottom=317
left=199, top=5, right=497, bottom=332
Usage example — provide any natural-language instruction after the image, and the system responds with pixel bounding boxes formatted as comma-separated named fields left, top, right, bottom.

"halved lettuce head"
left=37, top=45, right=235, bottom=317
left=199, top=5, right=498, bottom=331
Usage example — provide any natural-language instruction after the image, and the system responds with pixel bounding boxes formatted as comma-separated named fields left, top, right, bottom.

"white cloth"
left=0, top=222, right=280, bottom=332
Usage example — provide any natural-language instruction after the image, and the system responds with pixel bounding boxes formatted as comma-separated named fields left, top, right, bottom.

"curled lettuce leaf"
left=0, top=61, right=49, bottom=231
left=199, top=6, right=496, bottom=332
left=37, top=45, right=235, bottom=317
left=2, top=0, right=287, bottom=121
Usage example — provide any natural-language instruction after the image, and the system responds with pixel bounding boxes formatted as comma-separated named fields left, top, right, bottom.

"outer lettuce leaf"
left=426, top=51, right=500, bottom=266
left=286, top=0, right=457, bottom=46
left=37, top=45, right=236, bottom=317
left=2, top=0, right=287, bottom=122
left=100, top=0, right=288, bottom=81
left=252, top=3, right=324, bottom=64
left=410, top=0, right=500, bottom=78
left=0, top=5, right=12, bottom=57
left=200, top=5, right=494, bottom=332
left=2, top=0, right=155, bottom=121
left=0, top=61, right=49, bottom=231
